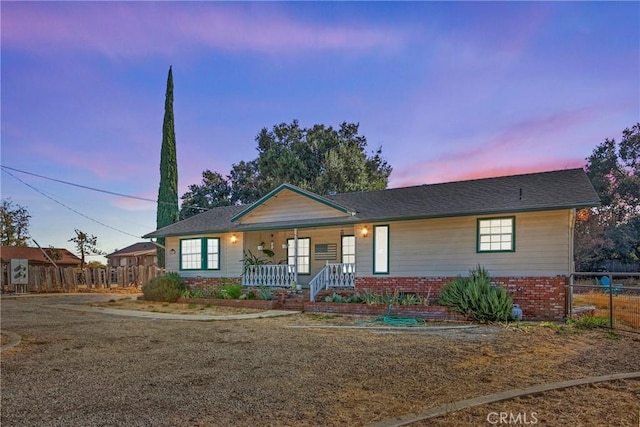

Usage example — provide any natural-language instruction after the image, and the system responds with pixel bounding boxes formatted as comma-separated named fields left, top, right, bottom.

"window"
left=373, top=225, right=389, bottom=274
left=342, top=235, right=355, bottom=265
left=477, top=217, right=515, bottom=252
left=180, top=238, right=220, bottom=270
left=287, top=237, right=310, bottom=274
left=206, top=239, right=220, bottom=269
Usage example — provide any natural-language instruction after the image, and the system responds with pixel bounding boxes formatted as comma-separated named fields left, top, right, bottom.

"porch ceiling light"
left=230, top=234, right=238, bottom=244
left=361, top=226, right=369, bottom=238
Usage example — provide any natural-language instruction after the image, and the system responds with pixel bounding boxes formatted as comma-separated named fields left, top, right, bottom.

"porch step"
left=280, top=290, right=308, bottom=311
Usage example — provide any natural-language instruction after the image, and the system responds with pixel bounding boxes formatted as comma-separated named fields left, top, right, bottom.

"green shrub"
left=438, top=266, right=513, bottom=322
left=398, top=293, right=422, bottom=306
left=220, top=282, right=243, bottom=299
left=257, top=287, right=275, bottom=301
left=142, top=273, right=185, bottom=303
left=325, top=293, right=342, bottom=303
left=361, top=290, right=377, bottom=305
left=181, top=287, right=222, bottom=299
left=240, top=289, right=257, bottom=300
left=346, top=293, right=364, bottom=303
left=568, top=315, right=610, bottom=329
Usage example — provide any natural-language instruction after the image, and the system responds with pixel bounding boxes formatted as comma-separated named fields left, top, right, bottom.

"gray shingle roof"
left=143, top=168, right=599, bottom=238
left=105, top=242, right=157, bottom=258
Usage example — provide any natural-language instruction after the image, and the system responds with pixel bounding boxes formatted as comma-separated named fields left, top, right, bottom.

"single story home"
left=106, top=242, right=158, bottom=267
left=143, top=168, right=600, bottom=320
left=0, top=246, right=82, bottom=267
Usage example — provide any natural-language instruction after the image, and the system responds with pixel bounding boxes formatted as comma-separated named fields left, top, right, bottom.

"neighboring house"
left=0, top=246, right=82, bottom=267
left=105, top=242, right=157, bottom=267
left=143, top=168, right=600, bottom=320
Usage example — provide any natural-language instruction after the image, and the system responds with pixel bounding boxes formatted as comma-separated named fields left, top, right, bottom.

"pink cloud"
left=2, top=3, right=407, bottom=57
left=392, top=158, right=584, bottom=188
left=112, top=191, right=157, bottom=212
left=391, top=107, right=597, bottom=187
left=29, top=142, right=145, bottom=181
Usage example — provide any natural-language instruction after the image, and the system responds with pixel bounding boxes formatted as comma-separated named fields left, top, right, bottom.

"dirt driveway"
left=1, top=294, right=638, bottom=426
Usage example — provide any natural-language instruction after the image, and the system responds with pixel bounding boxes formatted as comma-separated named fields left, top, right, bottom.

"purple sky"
left=1, top=2, right=638, bottom=262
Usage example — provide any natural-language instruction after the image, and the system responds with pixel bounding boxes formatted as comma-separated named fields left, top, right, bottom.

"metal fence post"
left=608, top=274, right=614, bottom=330
left=567, top=273, right=573, bottom=320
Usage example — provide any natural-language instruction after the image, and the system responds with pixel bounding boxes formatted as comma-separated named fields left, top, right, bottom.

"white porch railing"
left=242, top=264, right=296, bottom=287
left=309, top=262, right=356, bottom=302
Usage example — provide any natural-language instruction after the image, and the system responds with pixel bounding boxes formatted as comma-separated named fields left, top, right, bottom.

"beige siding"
left=244, top=230, right=292, bottom=263
left=356, top=210, right=572, bottom=277
left=238, top=189, right=350, bottom=224
left=166, top=233, right=244, bottom=278
left=166, top=210, right=571, bottom=281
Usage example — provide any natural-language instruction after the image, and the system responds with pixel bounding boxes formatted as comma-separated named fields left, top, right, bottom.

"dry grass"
left=2, top=295, right=639, bottom=426
left=574, top=291, right=640, bottom=329
left=88, top=298, right=264, bottom=315
left=425, top=379, right=640, bottom=426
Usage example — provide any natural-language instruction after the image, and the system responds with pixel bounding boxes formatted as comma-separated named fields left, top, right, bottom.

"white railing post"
left=309, top=262, right=356, bottom=302
left=243, top=264, right=296, bottom=288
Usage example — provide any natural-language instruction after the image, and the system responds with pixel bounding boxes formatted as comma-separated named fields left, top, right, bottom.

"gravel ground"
left=1, top=294, right=639, bottom=426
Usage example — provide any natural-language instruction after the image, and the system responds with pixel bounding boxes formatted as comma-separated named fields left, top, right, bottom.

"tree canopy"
left=68, top=229, right=105, bottom=269
left=575, top=123, right=640, bottom=271
left=180, top=170, right=232, bottom=219
left=179, top=120, right=392, bottom=219
left=0, top=198, right=31, bottom=246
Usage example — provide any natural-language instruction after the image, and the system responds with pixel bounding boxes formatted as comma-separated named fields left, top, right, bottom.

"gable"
left=233, top=186, right=354, bottom=225
left=235, top=188, right=352, bottom=225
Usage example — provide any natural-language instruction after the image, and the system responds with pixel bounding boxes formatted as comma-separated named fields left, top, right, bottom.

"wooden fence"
left=0, top=264, right=164, bottom=293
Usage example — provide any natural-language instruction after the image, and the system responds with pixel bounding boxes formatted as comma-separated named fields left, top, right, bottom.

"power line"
left=2, top=167, right=143, bottom=239
left=1, top=164, right=157, bottom=202
left=0, top=164, right=207, bottom=211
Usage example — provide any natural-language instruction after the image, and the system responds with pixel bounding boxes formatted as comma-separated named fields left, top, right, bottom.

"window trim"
left=287, top=237, right=311, bottom=275
left=179, top=237, right=221, bottom=271
left=476, top=216, right=516, bottom=253
left=373, top=225, right=390, bottom=275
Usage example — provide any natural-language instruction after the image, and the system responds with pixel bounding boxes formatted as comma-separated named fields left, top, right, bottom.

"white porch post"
left=294, top=228, right=299, bottom=286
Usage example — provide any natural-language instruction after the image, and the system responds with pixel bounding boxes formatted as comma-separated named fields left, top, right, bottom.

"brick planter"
left=356, top=276, right=568, bottom=321
left=177, top=297, right=282, bottom=310
left=177, top=297, right=465, bottom=321
left=303, top=302, right=466, bottom=321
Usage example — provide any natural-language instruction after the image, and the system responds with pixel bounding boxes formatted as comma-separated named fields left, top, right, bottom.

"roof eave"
left=354, top=202, right=602, bottom=224
left=143, top=202, right=599, bottom=238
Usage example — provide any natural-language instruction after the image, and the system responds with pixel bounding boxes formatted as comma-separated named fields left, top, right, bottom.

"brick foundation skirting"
left=355, top=276, right=568, bottom=321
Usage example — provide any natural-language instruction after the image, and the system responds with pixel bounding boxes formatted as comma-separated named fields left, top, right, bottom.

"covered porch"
left=239, top=225, right=358, bottom=301
left=242, top=261, right=356, bottom=302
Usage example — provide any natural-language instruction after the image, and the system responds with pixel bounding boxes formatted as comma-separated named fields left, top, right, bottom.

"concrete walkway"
left=369, top=372, right=640, bottom=427
left=48, top=304, right=301, bottom=321
left=0, top=331, right=22, bottom=352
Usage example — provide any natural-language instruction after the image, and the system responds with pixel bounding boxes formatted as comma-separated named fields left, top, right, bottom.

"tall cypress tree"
left=156, top=66, right=179, bottom=268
